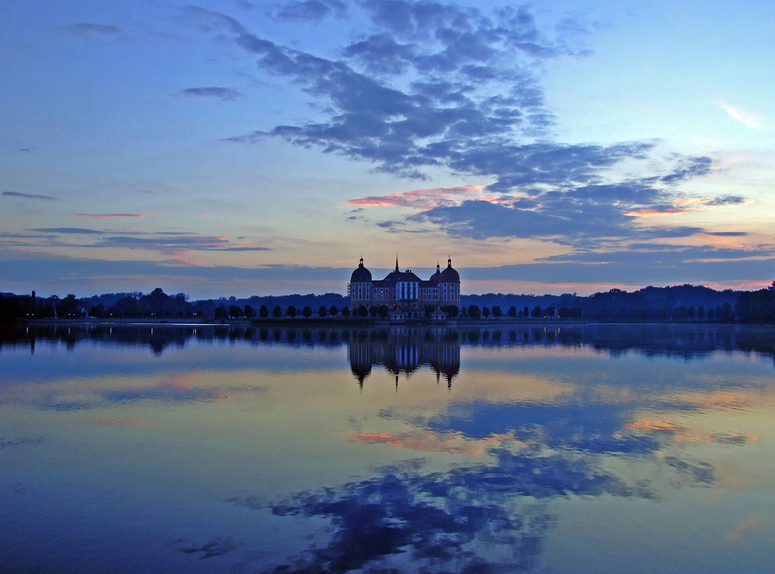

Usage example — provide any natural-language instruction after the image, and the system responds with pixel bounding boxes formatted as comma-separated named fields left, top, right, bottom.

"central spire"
left=395, top=254, right=399, bottom=272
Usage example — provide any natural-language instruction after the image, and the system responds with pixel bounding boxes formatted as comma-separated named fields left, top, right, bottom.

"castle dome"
left=439, top=257, right=460, bottom=283
left=429, top=262, right=441, bottom=282
left=350, top=257, right=372, bottom=282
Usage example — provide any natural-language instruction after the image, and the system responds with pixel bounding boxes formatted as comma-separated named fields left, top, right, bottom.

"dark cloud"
left=65, top=23, right=122, bottom=40
left=705, top=195, right=746, bottom=206
left=706, top=231, right=748, bottom=237
left=660, top=156, right=713, bottom=183
left=181, top=87, right=245, bottom=101
left=94, top=235, right=271, bottom=253
left=3, top=191, right=56, bottom=201
left=18, top=148, right=32, bottom=153
left=183, top=3, right=742, bottom=253
left=275, top=0, right=347, bottom=21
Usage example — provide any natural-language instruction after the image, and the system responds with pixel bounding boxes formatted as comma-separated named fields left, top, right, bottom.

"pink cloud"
left=73, top=213, right=160, bottom=219
left=347, top=185, right=484, bottom=209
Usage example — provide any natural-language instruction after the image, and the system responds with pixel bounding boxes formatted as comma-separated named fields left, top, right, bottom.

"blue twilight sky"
left=1, top=0, right=774, bottom=298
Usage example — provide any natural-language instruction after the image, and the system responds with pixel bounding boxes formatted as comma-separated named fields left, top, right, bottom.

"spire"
left=395, top=254, right=399, bottom=272
left=436, top=261, right=441, bottom=273
left=359, top=255, right=364, bottom=267
left=447, top=255, right=452, bottom=268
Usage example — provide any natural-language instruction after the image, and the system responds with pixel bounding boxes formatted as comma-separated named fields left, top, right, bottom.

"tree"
left=369, top=305, right=378, bottom=318
left=468, top=305, right=481, bottom=319
left=342, top=306, right=350, bottom=317
left=707, top=307, right=714, bottom=320
left=460, top=306, right=468, bottom=318
left=272, top=305, right=282, bottom=318
left=302, top=305, right=312, bottom=318
left=244, top=305, right=256, bottom=319
left=697, top=305, right=705, bottom=320
left=546, top=306, right=555, bottom=318
left=318, top=305, right=328, bottom=318
left=523, top=306, right=529, bottom=319
left=442, top=305, right=458, bottom=318
left=507, top=306, right=517, bottom=318
left=492, top=305, right=502, bottom=319
left=88, top=303, right=105, bottom=318
left=286, top=305, right=297, bottom=318
left=482, top=306, right=490, bottom=319
left=358, top=305, right=368, bottom=317
left=424, top=304, right=434, bottom=318
left=532, top=306, right=542, bottom=318
left=229, top=305, right=243, bottom=319
left=259, top=304, right=268, bottom=318
left=378, top=305, right=390, bottom=319
left=214, top=306, right=229, bottom=320
left=329, top=305, right=339, bottom=317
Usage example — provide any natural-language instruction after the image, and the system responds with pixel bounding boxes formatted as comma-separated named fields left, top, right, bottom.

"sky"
left=1, top=0, right=774, bottom=298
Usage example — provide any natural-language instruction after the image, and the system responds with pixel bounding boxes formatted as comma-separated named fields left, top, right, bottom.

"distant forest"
left=2, top=283, right=775, bottom=324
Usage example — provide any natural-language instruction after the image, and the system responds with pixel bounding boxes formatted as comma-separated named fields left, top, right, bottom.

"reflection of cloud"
left=727, top=516, right=764, bottom=540
left=626, top=419, right=756, bottom=445
left=234, top=449, right=647, bottom=573
left=346, top=430, right=487, bottom=455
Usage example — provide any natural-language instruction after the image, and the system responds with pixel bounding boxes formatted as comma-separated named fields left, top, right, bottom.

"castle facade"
left=348, top=256, right=461, bottom=317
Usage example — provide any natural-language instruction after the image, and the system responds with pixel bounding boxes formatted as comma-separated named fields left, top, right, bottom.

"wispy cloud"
left=347, top=185, right=484, bottom=209
left=181, top=87, right=244, bottom=101
left=65, top=22, right=123, bottom=40
left=273, top=0, right=347, bottom=21
left=73, top=213, right=159, bottom=219
left=31, top=228, right=106, bottom=235
left=719, top=102, right=765, bottom=130
left=3, top=191, right=56, bottom=201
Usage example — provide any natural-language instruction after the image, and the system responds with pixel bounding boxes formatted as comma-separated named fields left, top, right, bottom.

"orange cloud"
left=727, top=516, right=764, bottom=540
left=346, top=430, right=487, bottom=455
left=73, top=213, right=160, bottom=219
left=347, top=185, right=484, bottom=209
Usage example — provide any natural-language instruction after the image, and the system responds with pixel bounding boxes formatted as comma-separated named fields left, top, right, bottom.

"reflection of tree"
left=348, top=328, right=461, bottom=388
left=4, top=324, right=775, bottom=366
left=235, top=449, right=650, bottom=574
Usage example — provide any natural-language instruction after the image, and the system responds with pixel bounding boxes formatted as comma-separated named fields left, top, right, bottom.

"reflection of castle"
left=348, top=328, right=461, bottom=388
left=348, top=256, right=461, bottom=318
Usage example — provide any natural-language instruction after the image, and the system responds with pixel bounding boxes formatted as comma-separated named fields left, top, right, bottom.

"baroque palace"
left=348, top=256, right=461, bottom=318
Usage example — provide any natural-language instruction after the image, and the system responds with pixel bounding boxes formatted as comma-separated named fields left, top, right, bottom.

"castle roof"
left=439, top=257, right=460, bottom=283
left=350, top=257, right=372, bottom=283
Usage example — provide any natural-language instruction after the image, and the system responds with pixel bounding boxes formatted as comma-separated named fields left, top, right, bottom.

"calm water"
left=1, top=323, right=774, bottom=573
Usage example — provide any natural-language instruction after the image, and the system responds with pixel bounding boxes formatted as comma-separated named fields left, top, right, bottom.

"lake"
left=1, top=323, right=774, bottom=573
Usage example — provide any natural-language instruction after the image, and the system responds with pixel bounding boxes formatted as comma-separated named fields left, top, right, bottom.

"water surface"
left=1, top=324, right=774, bottom=573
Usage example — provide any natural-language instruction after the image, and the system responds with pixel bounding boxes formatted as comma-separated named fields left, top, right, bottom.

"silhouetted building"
left=348, top=256, right=461, bottom=318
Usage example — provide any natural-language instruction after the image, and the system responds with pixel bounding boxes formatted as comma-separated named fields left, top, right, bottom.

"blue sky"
left=1, top=0, right=773, bottom=297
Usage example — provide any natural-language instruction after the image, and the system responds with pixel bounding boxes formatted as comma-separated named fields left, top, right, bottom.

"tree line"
left=1, top=283, right=774, bottom=324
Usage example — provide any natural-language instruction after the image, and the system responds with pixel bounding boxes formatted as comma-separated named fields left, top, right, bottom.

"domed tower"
left=349, top=257, right=373, bottom=309
left=439, top=257, right=461, bottom=308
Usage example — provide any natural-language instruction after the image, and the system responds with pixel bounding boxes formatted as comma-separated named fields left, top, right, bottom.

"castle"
left=348, top=256, right=461, bottom=318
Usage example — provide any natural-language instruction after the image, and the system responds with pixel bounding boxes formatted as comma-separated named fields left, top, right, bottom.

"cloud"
left=706, top=231, right=748, bottom=237
left=348, top=185, right=483, bottom=209
left=275, top=0, right=347, bottom=21
left=73, top=213, right=158, bottom=219
left=93, top=235, right=271, bottom=253
left=719, top=102, right=765, bottom=130
left=31, top=228, right=106, bottom=235
left=3, top=191, right=56, bottom=201
left=65, top=23, right=123, bottom=40
left=181, top=87, right=245, bottom=101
